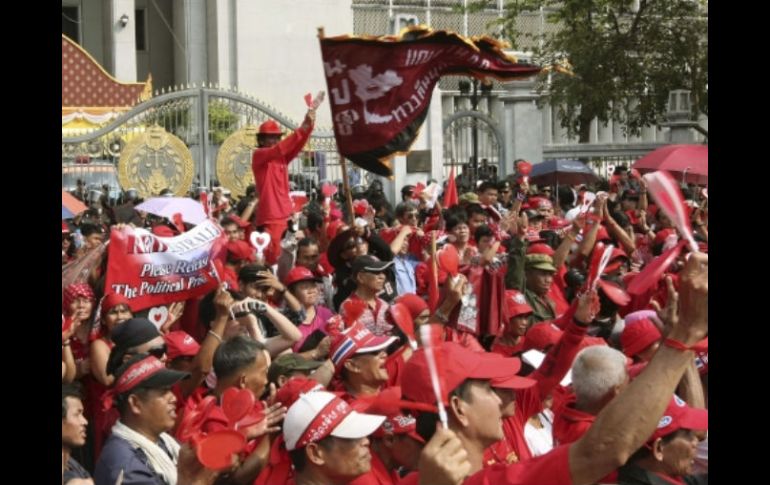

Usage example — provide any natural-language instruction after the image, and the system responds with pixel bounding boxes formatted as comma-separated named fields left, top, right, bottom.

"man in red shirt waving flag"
left=252, top=92, right=325, bottom=265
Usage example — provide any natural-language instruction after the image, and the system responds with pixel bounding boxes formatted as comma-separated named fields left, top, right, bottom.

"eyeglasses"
left=147, top=345, right=167, bottom=359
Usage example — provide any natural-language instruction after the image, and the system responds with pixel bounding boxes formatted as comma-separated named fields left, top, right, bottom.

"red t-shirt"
left=251, top=121, right=313, bottom=224
left=349, top=452, right=395, bottom=485
left=385, top=345, right=412, bottom=388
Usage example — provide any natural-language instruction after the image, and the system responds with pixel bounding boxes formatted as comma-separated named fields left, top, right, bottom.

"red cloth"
left=490, top=339, right=526, bottom=357
left=385, top=345, right=412, bottom=388
left=261, top=219, right=288, bottom=265
left=251, top=120, right=313, bottom=225
left=472, top=444, right=573, bottom=485
left=222, top=266, right=240, bottom=291
left=475, top=265, right=507, bottom=337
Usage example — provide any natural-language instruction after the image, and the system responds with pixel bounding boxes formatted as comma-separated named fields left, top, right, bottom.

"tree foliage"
left=470, top=0, right=708, bottom=141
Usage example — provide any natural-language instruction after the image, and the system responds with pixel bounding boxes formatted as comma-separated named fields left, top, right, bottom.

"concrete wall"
left=234, top=0, right=353, bottom=126
left=79, top=0, right=106, bottom=66
left=135, top=0, right=175, bottom=89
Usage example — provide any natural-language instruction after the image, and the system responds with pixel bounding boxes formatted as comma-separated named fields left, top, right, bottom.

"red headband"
left=294, top=396, right=352, bottom=449
left=102, top=357, right=165, bottom=411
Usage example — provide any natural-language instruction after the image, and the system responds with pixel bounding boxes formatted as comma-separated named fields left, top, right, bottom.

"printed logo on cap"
left=513, top=293, right=526, bottom=305
left=393, top=415, right=416, bottom=428
left=657, top=416, right=673, bottom=429
left=673, top=395, right=686, bottom=407
left=183, top=335, right=194, bottom=345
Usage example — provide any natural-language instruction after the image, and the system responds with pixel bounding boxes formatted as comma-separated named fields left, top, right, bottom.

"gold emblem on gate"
left=118, top=125, right=194, bottom=199
left=216, top=126, right=258, bottom=199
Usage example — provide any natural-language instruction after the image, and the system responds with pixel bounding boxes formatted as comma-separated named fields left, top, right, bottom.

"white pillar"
left=500, top=80, right=543, bottom=173
left=108, top=0, right=137, bottom=81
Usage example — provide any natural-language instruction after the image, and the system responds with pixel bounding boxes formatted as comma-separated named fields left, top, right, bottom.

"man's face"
left=356, top=270, right=386, bottom=293
left=241, top=280, right=268, bottom=301
left=399, top=210, right=419, bottom=227
left=477, top=235, right=495, bottom=252
left=478, top=189, right=498, bottom=206
left=468, top=213, right=487, bottom=233
left=242, top=350, right=270, bottom=399
left=505, top=315, right=531, bottom=338
left=537, top=206, right=554, bottom=220
left=223, top=223, right=241, bottom=242
left=315, top=436, right=372, bottom=479
left=450, top=223, right=470, bottom=244
left=136, top=387, right=178, bottom=435
left=62, top=397, right=88, bottom=448
left=85, top=232, right=104, bottom=249
left=659, top=429, right=700, bottom=477
left=499, top=187, right=512, bottom=203
left=129, top=336, right=167, bottom=364
left=458, top=381, right=504, bottom=446
left=347, top=351, right=389, bottom=385
left=526, top=268, right=554, bottom=296
left=296, top=244, right=321, bottom=270
left=258, top=134, right=281, bottom=148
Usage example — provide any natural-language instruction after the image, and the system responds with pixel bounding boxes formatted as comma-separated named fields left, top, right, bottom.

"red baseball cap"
left=283, top=266, right=321, bottom=288
left=372, top=413, right=425, bottom=444
left=258, top=119, right=283, bottom=135
left=329, top=321, right=397, bottom=373
left=62, top=221, right=70, bottom=234
left=527, top=243, right=555, bottom=257
left=164, top=331, right=201, bottom=360
left=522, top=321, right=563, bottom=352
left=283, top=391, right=385, bottom=451
left=549, top=217, right=571, bottom=230
left=228, top=215, right=250, bottom=229
left=274, top=376, right=324, bottom=409
left=226, top=240, right=256, bottom=262
left=648, top=395, right=708, bottom=444
left=402, top=342, right=532, bottom=404
left=653, top=228, right=677, bottom=246
left=504, top=290, right=533, bottom=319
left=620, top=319, right=662, bottom=358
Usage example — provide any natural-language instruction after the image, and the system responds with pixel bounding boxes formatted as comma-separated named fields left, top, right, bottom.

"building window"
left=135, top=8, right=147, bottom=51
left=62, top=6, right=80, bottom=42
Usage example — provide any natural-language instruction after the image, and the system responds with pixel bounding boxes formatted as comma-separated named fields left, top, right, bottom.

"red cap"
left=527, top=242, right=555, bottom=257
left=402, top=342, right=529, bottom=404
left=504, top=290, right=533, bottom=320
left=164, top=331, right=201, bottom=360
left=620, top=319, right=662, bottom=357
left=575, top=335, right=608, bottom=353
left=258, top=119, right=283, bottom=135
left=274, top=376, right=324, bottom=409
left=372, top=413, right=425, bottom=444
left=549, top=217, right=571, bottom=230
left=62, top=221, right=70, bottom=234
left=522, top=321, right=563, bottom=352
left=648, top=395, right=708, bottom=443
left=284, top=266, right=320, bottom=287
left=394, top=293, right=429, bottom=320
left=226, top=240, right=256, bottom=262
left=603, top=247, right=630, bottom=274
left=653, top=228, right=677, bottom=246
left=100, top=293, right=133, bottom=318
left=329, top=321, right=397, bottom=373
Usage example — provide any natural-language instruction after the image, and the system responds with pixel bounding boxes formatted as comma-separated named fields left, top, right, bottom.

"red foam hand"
left=353, top=199, right=370, bottom=216
left=516, top=160, right=533, bottom=175
left=626, top=240, right=686, bottom=295
left=585, top=242, right=606, bottom=291
left=341, top=299, right=368, bottom=327
left=388, top=302, right=416, bottom=343
left=196, top=430, right=247, bottom=471
left=321, top=183, right=338, bottom=198
left=437, top=244, right=460, bottom=276
left=177, top=395, right=217, bottom=443
left=221, top=387, right=255, bottom=424
left=644, top=171, right=697, bottom=252
left=596, top=279, right=631, bottom=307
left=304, top=92, right=313, bottom=108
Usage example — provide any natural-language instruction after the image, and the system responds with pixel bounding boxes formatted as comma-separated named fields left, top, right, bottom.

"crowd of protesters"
left=62, top=103, right=708, bottom=485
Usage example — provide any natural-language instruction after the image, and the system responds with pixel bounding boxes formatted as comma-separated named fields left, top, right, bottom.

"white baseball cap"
left=283, top=391, right=385, bottom=451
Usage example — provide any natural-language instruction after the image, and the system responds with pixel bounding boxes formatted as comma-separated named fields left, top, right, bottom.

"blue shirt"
left=393, top=254, right=420, bottom=295
left=95, top=434, right=174, bottom=485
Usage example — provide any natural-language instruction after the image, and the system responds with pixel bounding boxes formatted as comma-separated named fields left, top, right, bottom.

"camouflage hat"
left=459, top=193, right=480, bottom=204
left=268, top=353, right=324, bottom=384
left=525, top=253, right=557, bottom=273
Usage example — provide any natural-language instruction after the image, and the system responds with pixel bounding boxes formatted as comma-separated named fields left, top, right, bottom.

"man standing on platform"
left=251, top=92, right=325, bottom=265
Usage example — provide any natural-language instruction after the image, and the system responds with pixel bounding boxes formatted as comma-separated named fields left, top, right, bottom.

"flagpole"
left=339, top=154, right=356, bottom=226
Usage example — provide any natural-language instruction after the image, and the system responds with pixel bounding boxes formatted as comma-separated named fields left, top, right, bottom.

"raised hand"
left=242, top=402, right=287, bottom=440
left=418, top=424, right=471, bottom=485
left=669, top=253, right=708, bottom=346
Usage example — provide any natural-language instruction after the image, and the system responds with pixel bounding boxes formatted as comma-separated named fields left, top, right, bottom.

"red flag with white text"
left=105, top=220, right=226, bottom=311
left=319, top=27, right=541, bottom=176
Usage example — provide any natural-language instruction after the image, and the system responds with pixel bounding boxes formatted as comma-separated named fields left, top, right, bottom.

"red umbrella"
left=632, top=144, right=708, bottom=184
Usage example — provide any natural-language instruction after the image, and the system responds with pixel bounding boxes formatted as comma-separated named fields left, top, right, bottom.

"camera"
left=233, top=300, right=267, bottom=318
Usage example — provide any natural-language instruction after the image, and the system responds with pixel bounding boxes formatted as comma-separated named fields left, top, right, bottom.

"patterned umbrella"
left=62, top=190, right=88, bottom=220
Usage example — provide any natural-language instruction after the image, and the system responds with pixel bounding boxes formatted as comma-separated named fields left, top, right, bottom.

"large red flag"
left=319, top=27, right=541, bottom=176
left=443, top=165, right=458, bottom=209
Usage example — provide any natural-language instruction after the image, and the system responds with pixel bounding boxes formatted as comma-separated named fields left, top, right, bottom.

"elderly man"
left=94, top=354, right=189, bottom=485
left=400, top=253, right=708, bottom=485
